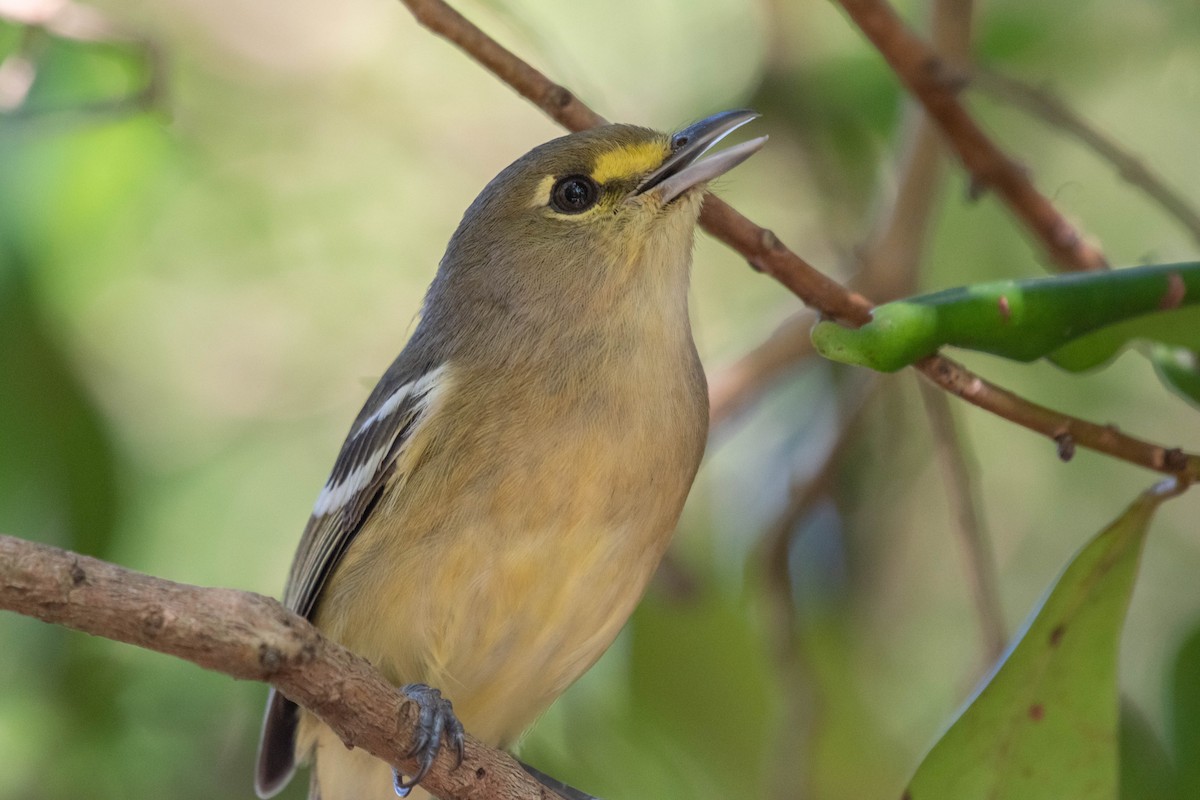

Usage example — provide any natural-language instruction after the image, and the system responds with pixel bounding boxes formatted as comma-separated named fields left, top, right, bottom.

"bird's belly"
left=419, top=519, right=661, bottom=743
left=315, top=470, right=686, bottom=746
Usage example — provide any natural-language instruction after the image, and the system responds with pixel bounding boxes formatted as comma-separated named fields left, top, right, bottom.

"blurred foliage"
left=1, top=1, right=1198, bottom=799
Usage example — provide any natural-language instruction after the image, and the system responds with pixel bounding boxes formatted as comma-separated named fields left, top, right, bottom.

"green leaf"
left=1119, top=699, right=1181, bottom=800
left=1147, top=344, right=1200, bottom=407
left=1169, top=624, right=1200, bottom=796
left=905, top=479, right=1183, bottom=800
left=811, top=262, right=1200, bottom=372
left=1046, top=308, right=1200, bottom=372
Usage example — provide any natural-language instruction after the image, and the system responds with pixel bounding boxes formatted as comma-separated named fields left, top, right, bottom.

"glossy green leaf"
left=1046, top=308, right=1200, bottom=371
left=811, top=262, right=1200, bottom=372
left=1148, top=345, right=1200, bottom=407
left=905, top=480, right=1182, bottom=800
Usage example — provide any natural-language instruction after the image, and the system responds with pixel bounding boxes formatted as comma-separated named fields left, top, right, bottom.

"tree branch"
left=972, top=68, right=1200, bottom=249
left=402, top=0, right=604, bottom=131
left=832, top=0, right=1108, bottom=273
left=0, top=534, right=553, bottom=800
left=757, top=379, right=879, bottom=800
left=914, top=355, right=1198, bottom=480
left=917, top=381, right=1006, bottom=662
left=395, top=0, right=1199, bottom=482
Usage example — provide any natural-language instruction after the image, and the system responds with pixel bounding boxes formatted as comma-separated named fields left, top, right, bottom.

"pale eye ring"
left=550, top=175, right=599, bottom=213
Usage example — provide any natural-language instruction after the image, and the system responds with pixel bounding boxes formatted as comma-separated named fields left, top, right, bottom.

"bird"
left=254, top=109, right=766, bottom=800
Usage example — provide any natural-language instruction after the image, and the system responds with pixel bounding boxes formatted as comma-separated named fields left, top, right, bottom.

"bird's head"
left=431, top=110, right=766, bottom=326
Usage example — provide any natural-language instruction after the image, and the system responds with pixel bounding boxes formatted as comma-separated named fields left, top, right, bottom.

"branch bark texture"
left=0, top=534, right=552, bottom=800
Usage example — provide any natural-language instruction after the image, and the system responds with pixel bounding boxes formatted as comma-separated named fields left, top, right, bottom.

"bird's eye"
left=550, top=175, right=599, bottom=213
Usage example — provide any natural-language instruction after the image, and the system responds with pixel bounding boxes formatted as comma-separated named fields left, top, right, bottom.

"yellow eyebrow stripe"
left=590, top=141, right=668, bottom=184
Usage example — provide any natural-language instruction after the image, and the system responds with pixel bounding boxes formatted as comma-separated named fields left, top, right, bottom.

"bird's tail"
left=301, top=711, right=434, bottom=800
left=255, top=688, right=299, bottom=798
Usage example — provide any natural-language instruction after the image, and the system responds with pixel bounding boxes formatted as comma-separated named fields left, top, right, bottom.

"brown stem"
left=833, top=0, right=1109, bottom=273
left=915, top=355, right=1198, bottom=480
left=973, top=69, right=1200, bottom=249
left=402, top=0, right=604, bottom=131
left=917, top=381, right=1007, bottom=662
left=758, top=379, right=879, bottom=800
left=0, top=534, right=554, bottom=800
left=708, top=311, right=817, bottom=430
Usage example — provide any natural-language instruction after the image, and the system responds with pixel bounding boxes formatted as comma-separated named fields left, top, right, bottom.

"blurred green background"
left=1, top=0, right=1198, bottom=798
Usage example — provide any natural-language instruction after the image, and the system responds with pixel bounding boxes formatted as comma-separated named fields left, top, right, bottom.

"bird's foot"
left=519, top=760, right=604, bottom=800
left=391, top=684, right=465, bottom=797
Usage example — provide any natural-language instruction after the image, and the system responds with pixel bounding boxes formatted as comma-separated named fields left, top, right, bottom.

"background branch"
left=857, top=0, right=1008, bottom=666
left=707, top=311, right=816, bottom=430
left=917, top=381, right=1006, bottom=662
left=832, top=0, right=1108, bottom=273
left=0, top=534, right=551, bottom=800
left=757, top=381, right=879, bottom=800
left=972, top=68, right=1200, bottom=249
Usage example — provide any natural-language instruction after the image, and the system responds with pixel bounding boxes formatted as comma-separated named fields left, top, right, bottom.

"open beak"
left=635, top=109, right=767, bottom=204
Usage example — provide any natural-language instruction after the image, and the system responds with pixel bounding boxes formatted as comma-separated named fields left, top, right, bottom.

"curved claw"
left=391, top=684, right=464, bottom=797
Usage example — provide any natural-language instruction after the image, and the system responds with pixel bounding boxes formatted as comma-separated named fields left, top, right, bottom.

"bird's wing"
left=284, top=364, right=449, bottom=618
left=256, top=363, right=449, bottom=798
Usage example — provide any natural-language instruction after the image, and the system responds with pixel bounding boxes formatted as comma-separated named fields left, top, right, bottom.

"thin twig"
left=760, top=378, right=882, bottom=622
left=973, top=68, right=1200, bottom=249
left=917, top=381, right=1006, bottom=662
left=854, top=0, right=975, bottom=296
left=394, top=0, right=1199, bottom=482
left=914, top=354, right=1198, bottom=479
left=0, top=534, right=556, bottom=800
left=402, top=0, right=604, bottom=131
left=833, top=0, right=1109, bottom=273
left=863, top=0, right=1008, bottom=667
left=758, top=379, right=879, bottom=800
